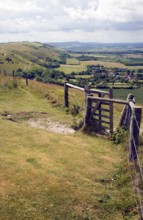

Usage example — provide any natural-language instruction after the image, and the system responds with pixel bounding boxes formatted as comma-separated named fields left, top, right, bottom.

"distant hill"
left=48, top=41, right=143, bottom=53
left=0, top=41, right=67, bottom=75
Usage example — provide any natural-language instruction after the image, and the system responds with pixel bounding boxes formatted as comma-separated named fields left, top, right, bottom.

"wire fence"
left=129, top=111, right=143, bottom=219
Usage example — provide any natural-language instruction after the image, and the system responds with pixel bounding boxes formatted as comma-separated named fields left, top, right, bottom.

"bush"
left=111, top=127, right=126, bottom=145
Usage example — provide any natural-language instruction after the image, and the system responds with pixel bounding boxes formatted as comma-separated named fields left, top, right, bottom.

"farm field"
left=75, top=74, right=91, bottom=78
left=56, top=64, right=86, bottom=74
left=70, top=53, right=109, bottom=58
left=80, top=60, right=126, bottom=68
left=101, top=87, right=143, bottom=104
left=66, top=58, right=79, bottom=65
left=0, top=77, right=139, bottom=220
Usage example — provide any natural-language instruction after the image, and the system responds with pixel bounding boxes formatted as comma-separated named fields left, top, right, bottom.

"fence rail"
left=64, top=82, right=109, bottom=108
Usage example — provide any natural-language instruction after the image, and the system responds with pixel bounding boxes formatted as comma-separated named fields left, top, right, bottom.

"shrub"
left=111, top=127, right=126, bottom=145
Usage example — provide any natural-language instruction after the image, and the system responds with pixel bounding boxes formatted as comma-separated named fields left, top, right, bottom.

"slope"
left=0, top=78, right=137, bottom=220
left=0, top=42, right=66, bottom=75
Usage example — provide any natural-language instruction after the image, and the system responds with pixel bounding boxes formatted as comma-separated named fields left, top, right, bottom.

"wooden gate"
left=84, top=88, right=113, bottom=133
left=64, top=82, right=114, bottom=133
left=84, top=95, right=129, bottom=133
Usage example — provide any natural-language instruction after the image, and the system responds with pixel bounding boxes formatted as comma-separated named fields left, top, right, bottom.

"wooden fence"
left=64, top=83, right=142, bottom=160
left=64, top=83, right=143, bottom=218
left=119, top=94, right=142, bottom=161
left=64, top=82, right=113, bottom=132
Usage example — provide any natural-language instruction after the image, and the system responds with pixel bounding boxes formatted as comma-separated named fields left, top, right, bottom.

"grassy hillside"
left=0, top=76, right=140, bottom=219
left=0, top=42, right=65, bottom=75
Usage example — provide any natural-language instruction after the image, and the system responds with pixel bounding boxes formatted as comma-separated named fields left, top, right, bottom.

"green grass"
left=0, top=77, right=139, bottom=219
left=75, top=74, right=91, bottom=78
left=66, top=58, right=79, bottom=65
left=0, top=42, right=63, bottom=76
left=56, top=64, right=86, bottom=74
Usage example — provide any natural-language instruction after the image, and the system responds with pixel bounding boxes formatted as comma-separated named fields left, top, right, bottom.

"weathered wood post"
left=129, top=105, right=142, bottom=161
left=119, top=94, right=134, bottom=128
left=12, top=70, right=15, bottom=78
left=26, top=75, right=28, bottom=86
left=109, top=88, right=113, bottom=133
left=84, top=85, right=90, bottom=105
left=64, top=82, right=69, bottom=107
left=98, top=92, right=102, bottom=128
left=84, top=96, right=92, bottom=129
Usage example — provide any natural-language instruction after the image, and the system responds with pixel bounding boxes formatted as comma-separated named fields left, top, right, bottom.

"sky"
left=0, top=0, right=143, bottom=43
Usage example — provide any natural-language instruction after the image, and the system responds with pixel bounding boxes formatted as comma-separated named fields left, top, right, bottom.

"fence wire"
left=129, top=113, right=143, bottom=219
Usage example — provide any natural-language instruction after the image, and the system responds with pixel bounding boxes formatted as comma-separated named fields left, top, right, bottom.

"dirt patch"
left=28, top=118, right=75, bottom=134
left=1, top=111, right=75, bottom=134
left=1, top=111, right=48, bottom=122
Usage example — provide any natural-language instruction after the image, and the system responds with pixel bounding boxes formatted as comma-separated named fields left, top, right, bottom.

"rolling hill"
left=0, top=41, right=67, bottom=75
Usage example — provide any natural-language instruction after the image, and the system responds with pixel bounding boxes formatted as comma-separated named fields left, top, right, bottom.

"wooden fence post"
left=129, top=106, right=142, bottom=161
left=98, top=92, right=102, bottom=128
left=64, top=82, right=69, bottom=107
left=26, top=76, right=28, bottom=86
left=84, top=96, right=92, bottom=128
left=84, top=85, right=90, bottom=105
left=119, top=94, right=135, bottom=128
left=109, top=88, right=113, bottom=133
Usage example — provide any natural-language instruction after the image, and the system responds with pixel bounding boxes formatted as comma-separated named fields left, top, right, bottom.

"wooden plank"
left=66, top=83, right=85, bottom=91
left=98, top=93, right=102, bottom=127
left=109, top=88, right=113, bottom=133
left=129, top=101, right=136, bottom=110
left=26, top=76, right=28, bottom=86
left=84, top=96, right=92, bottom=128
left=64, top=82, right=69, bottom=107
left=101, top=102, right=111, bottom=105
left=100, top=108, right=110, bottom=113
left=90, top=93, right=106, bottom=117
left=119, top=94, right=133, bottom=128
left=101, top=120, right=110, bottom=125
left=88, top=96, right=128, bottom=105
left=89, top=89, right=109, bottom=95
left=94, top=114, right=110, bottom=119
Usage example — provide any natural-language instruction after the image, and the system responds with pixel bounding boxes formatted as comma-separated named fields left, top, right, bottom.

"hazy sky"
left=0, top=0, right=143, bottom=43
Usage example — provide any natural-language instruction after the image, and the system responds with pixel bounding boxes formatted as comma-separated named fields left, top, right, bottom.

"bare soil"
left=1, top=111, right=75, bottom=134
left=28, top=118, right=75, bottom=134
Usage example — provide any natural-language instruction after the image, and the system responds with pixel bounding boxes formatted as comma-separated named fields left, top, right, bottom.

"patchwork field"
left=80, top=60, right=125, bottom=68
left=56, top=64, right=86, bottom=74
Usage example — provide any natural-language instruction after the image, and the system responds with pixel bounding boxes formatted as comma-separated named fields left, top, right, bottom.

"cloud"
left=0, top=0, right=143, bottom=42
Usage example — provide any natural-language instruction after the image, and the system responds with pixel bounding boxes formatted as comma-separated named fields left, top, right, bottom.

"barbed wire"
left=132, top=137, right=143, bottom=181
left=133, top=114, right=142, bottom=135
left=129, top=112, right=143, bottom=219
left=130, top=163, right=143, bottom=219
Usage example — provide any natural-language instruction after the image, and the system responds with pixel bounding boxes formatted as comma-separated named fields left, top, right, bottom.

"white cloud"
left=0, top=0, right=143, bottom=42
